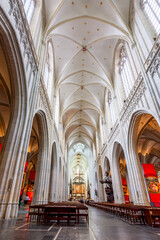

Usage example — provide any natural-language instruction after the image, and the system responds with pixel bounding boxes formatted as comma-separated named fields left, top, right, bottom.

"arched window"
left=108, top=91, right=116, bottom=126
left=140, top=0, right=160, bottom=35
left=22, top=0, right=35, bottom=24
left=55, top=93, right=60, bottom=129
left=119, top=46, right=134, bottom=98
left=44, top=53, right=49, bottom=88
left=44, top=42, right=54, bottom=100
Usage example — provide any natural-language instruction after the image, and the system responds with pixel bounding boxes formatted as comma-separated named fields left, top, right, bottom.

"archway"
left=62, top=165, right=65, bottom=201
left=119, top=150, right=130, bottom=203
left=0, top=16, right=28, bottom=219
left=70, top=160, right=87, bottom=200
left=48, top=142, right=58, bottom=202
left=94, top=172, right=98, bottom=202
left=20, top=111, right=49, bottom=206
left=98, top=165, right=105, bottom=201
left=133, top=113, right=160, bottom=206
left=58, top=157, right=62, bottom=201
left=69, top=150, right=89, bottom=201
left=104, top=157, right=111, bottom=176
left=0, top=42, right=11, bottom=155
left=20, top=116, right=39, bottom=205
left=112, top=142, right=130, bottom=203
left=103, top=157, right=112, bottom=201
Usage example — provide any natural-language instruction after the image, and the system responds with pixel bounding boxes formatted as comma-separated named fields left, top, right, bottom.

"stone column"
left=127, top=150, right=150, bottom=206
left=111, top=162, right=125, bottom=204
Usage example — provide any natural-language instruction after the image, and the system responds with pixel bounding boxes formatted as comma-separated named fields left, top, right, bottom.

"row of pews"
left=87, top=202, right=160, bottom=227
left=28, top=201, right=89, bottom=224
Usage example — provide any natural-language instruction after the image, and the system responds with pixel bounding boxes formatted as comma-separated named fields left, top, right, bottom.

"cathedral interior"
left=0, top=0, right=160, bottom=239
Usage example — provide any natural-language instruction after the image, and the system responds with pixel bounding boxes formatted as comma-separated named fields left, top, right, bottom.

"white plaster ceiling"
left=70, top=152, right=89, bottom=174
left=44, top=0, right=132, bottom=147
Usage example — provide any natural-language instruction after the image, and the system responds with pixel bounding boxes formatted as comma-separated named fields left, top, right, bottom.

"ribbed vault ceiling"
left=44, top=0, right=132, bottom=148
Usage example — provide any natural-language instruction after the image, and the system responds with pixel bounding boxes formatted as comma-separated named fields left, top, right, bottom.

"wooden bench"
left=48, top=201, right=89, bottom=224
left=43, top=206, right=77, bottom=224
left=87, top=202, right=148, bottom=225
left=129, top=208, right=144, bottom=224
left=28, top=205, right=46, bottom=222
left=77, top=208, right=89, bottom=223
left=28, top=202, right=89, bottom=224
left=149, top=209, right=160, bottom=227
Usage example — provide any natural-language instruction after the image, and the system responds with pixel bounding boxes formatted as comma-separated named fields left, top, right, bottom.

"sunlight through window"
left=22, top=0, right=35, bottom=24
left=141, top=0, right=160, bottom=34
left=119, top=46, right=134, bottom=98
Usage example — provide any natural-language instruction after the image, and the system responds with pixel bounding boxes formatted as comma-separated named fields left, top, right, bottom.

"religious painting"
left=123, top=185, right=129, bottom=195
left=146, top=177, right=160, bottom=193
left=76, top=185, right=82, bottom=194
left=24, top=180, right=34, bottom=192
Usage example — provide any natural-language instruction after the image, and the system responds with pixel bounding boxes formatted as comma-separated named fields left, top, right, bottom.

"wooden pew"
left=87, top=202, right=148, bottom=225
left=28, top=205, right=46, bottom=222
left=28, top=202, right=89, bottom=224
left=48, top=201, right=89, bottom=224
left=145, top=208, right=160, bottom=227
left=43, top=205, right=77, bottom=224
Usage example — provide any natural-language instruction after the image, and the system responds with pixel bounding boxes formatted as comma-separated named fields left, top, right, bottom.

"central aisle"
left=89, top=206, right=160, bottom=240
left=0, top=206, right=159, bottom=240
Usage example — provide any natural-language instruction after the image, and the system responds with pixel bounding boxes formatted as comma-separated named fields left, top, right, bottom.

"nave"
left=0, top=206, right=159, bottom=240
left=0, top=2, right=160, bottom=240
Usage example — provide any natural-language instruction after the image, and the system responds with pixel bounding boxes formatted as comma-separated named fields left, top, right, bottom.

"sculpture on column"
left=100, top=171, right=114, bottom=203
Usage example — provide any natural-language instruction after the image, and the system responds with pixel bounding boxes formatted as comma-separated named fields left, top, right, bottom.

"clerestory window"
left=22, top=0, right=35, bottom=24
left=119, top=46, right=134, bottom=98
left=44, top=43, right=54, bottom=100
left=140, top=0, right=160, bottom=35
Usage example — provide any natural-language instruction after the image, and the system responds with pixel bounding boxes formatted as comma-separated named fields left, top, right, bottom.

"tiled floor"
left=0, top=206, right=160, bottom=240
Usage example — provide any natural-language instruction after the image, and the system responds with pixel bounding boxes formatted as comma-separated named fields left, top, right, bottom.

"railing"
left=9, top=0, right=54, bottom=122
left=108, top=120, right=119, bottom=143
left=145, top=34, right=160, bottom=74
left=38, top=79, right=53, bottom=123
left=9, top=0, right=38, bottom=74
left=101, top=143, right=108, bottom=155
left=119, top=73, right=146, bottom=123
left=100, top=37, right=160, bottom=152
left=8, top=0, right=159, bottom=161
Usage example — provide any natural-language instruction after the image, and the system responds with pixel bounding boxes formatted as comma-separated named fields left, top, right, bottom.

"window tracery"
left=119, top=46, right=134, bottom=98
left=73, top=143, right=85, bottom=153
left=44, top=43, right=54, bottom=100
left=107, top=91, right=116, bottom=126
left=44, top=52, right=49, bottom=88
left=140, top=0, right=160, bottom=35
left=22, top=0, right=35, bottom=24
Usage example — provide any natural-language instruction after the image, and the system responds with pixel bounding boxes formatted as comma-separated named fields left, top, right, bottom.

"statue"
left=100, top=171, right=114, bottom=203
